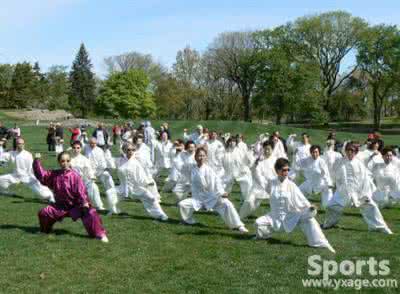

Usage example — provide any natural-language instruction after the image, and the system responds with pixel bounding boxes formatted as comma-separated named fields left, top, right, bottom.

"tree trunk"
left=242, top=93, right=251, bottom=122
left=372, top=86, right=382, bottom=131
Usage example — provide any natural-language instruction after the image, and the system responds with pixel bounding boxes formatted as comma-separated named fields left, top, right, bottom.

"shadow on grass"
left=0, top=224, right=89, bottom=238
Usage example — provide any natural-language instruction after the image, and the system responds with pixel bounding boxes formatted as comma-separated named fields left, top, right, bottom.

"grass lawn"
left=0, top=115, right=399, bottom=293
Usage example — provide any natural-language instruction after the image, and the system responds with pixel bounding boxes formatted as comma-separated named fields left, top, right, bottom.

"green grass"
left=0, top=116, right=399, bottom=293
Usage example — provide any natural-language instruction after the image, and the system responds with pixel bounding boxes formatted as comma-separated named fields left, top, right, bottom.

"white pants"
left=0, top=174, right=54, bottom=202
left=239, top=196, right=265, bottom=220
left=85, top=180, right=105, bottom=210
left=299, top=181, right=333, bottom=209
left=173, top=182, right=190, bottom=202
left=224, top=175, right=252, bottom=202
left=98, top=171, right=119, bottom=213
left=372, top=190, right=400, bottom=208
left=179, top=198, right=244, bottom=229
left=323, top=193, right=392, bottom=233
left=255, top=214, right=333, bottom=250
left=120, top=187, right=168, bottom=220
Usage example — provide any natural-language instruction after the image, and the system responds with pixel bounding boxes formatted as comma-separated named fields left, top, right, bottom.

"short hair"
left=225, top=137, right=238, bottom=148
left=274, top=158, right=290, bottom=172
left=57, top=151, right=70, bottom=162
left=310, top=145, right=321, bottom=154
left=175, top=139, right=184, bottom=145
left=263, top=140, right=275, bottom=149
left=185, top=140, right=195, bottom=150
left=382, top=147, right=393, bottom=156
left=301, top=132, right=309, bottom=138
left=345, top=142, right=359, bottom=153
left=71, top=140, right=82, bottom=147
left=122, top=143, right=137, bottom=153
left=195, top=146, right=207, bottom=157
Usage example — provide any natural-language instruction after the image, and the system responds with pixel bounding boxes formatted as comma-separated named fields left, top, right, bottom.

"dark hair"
left=274, top=158, right=290, bottom=172
left=71, top=140, right=82, bottom=147
left=382, top=147, right=393, bottom=156
left=185, top=140, right=195, bottom=150
left=175, top=139, right=184, bottom=145
left=310, top=145, right=321, bottom=154
left=195, top=147, right=208, bottom=157
left=301, top=132, right=309, bottom=138
left=225, top=137, right=238, bottom=148
left=57, top=151, right=70, bottom=162
left=345, top=142, right=359, bottom=153
left=263, top=140, right=275, bottom=149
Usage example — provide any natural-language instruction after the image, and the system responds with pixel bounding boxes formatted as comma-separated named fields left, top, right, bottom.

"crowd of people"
left=0, top=120, right=398, bottom=253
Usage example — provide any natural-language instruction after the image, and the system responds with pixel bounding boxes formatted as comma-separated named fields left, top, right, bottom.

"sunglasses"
left=60, top=159, right=70, bottom=163
left=127, top=149, right=135, bottom=151
left=72, top=147, right=81, bottom=149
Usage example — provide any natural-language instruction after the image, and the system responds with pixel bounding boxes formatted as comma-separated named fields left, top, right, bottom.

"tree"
left=69, top=43, right=96, bottom=118
left=46, top=65, right=70, bottom=110
left=31, top=62, right=50, bottom=108
left=206, top=31, right=263, bottom=122
left=104, top=51, right=166, bottom=89
left=288, top=11, right=367, bottom=114
left=96, top=69, right=156, bottom=119
left=253, top=27, right=322, bottom=124
left=9, top=62, right=35, bottom=109
left=0, top=64, right=14, bottom=107
left=357, top=25, right=400, bottom=129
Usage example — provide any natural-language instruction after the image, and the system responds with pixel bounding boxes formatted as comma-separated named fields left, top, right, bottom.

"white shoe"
left=100, top=236, right=109, bottom=243
left=160, top=215, right=168, bottom=221
left=238, top=226, right=249, bottom=233
left=326, top=244, right=336, bottom=254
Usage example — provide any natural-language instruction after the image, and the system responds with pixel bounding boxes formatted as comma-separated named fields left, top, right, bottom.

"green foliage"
left=0, top=64, right=14, bottom=107
left=46, top=65, right=70, bottom=110
left=8, top=62, right=36, bottom=109
left=69, top=43, right=96, bottom=118
left=96, top=69, right=156, bottom=119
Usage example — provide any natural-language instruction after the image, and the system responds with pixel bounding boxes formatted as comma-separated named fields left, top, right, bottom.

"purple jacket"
left=33, top=159, right=90, bottom=211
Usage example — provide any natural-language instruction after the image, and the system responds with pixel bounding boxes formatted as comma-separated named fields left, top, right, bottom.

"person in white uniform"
left=222, top=137, right=253, bottom=203
left=0, top=137, right=54, bottom=202
left=322, top=143, right=392, bottom=234
left=115, top=143, right=168, bottom=221
left=240, top=141, right=277, bottom=219
left=172, top=140, right=196, bottom=202
left=254, top=158, right=336, bottom=253
left=206, top=131, right=225, bottom=178
left=178, top=147, right=248, bottom=233
left=153, top=131, right=174, bottom=178
left=322, top=139, right=342, bottom=178
left=70, top=140, right=105, bottom=210
left=370, top=148, right=400, bottom=207
left=270, top=134, right=287, bottom=159
left=163, top=139, right=185, bottom=193
left=183, top=125, right=205, bottom=145
left=297, top=145, right=333, bottom=208
left=84, top=137, right=119, bottom=215
left=287, top=133, right=311, bottom=176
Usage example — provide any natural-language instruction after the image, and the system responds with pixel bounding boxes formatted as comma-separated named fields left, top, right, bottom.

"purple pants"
left=38, top=205, right=107, bottom=239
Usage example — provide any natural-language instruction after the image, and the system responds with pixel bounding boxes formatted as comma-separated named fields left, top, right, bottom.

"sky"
left=1, top=0, right=399, bottom=77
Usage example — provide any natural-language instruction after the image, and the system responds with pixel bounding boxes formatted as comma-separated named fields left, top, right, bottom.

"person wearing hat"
left=322, top=142, right=393, bottom=234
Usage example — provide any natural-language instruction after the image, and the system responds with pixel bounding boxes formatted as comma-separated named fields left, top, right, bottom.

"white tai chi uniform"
left=287, top=135, right=310, bottom=175
left=371, top=161, right=400, bottom=207
left=179, top=163, right=245, bottom=230
left=153, top=140, right=174, bottom=177
left=136, top=143, right=156, bottom=177
left=115, top=156, right=168, bottom=220
left=322, top=148, right=342, bottom=179
left=144, top=123, right=156, bottom=162
left=70, top=153, right=104, bottom=210
left=222, top=147, right=253, bottom=202
left=84, top=145, right=119, bottom=214
left=206, top=139, right=225, bottom=178
left=172, top=152, right=196, bottom=201
left=272, top=140, right=287, bottom=159
left=255, top=177, right=335, bottom=252
left=239, top=155, right=277, bottom=219
left=163, top=151, right=184, bottom=193
left=0, top=150, right=54, bottom=201
left=323, top=157, right=392, bottom=234
left=297, top=156, right=333, bottom=208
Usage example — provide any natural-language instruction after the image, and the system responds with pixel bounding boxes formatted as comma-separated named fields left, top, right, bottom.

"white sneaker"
left=326, top=244, right=336, bottom=254
left=100, top=236, right=109, bottom=243
left=160, top=215, right=168, bottom=221
left=238, top=226, right=249, bottom=233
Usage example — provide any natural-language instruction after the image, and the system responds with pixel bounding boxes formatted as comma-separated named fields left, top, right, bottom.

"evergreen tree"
left=69, top=43, right=96, bottom=118
left=9, top=62, right=35, bottom=109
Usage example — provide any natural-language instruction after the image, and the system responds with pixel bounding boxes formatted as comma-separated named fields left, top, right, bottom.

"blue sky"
left=1, top=0, right=399, bottom=77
